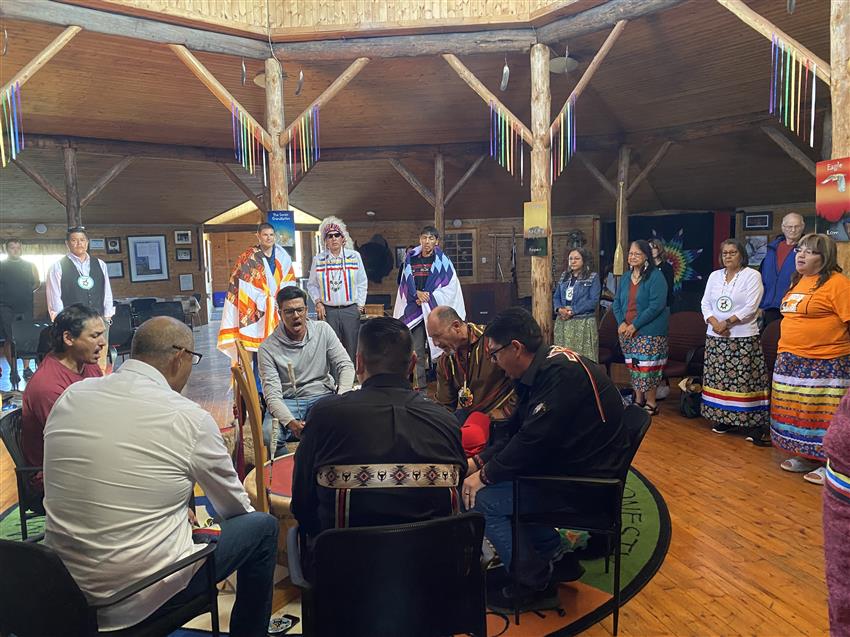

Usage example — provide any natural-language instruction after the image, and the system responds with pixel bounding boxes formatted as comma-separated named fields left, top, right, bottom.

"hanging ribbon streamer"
left=228, top=104, right=269, bottom=184
left=283, top=106, right=322, bottom=185
left=549, top=95, right=577, bottom=184
left=0, top=83, right=24, bottom=168
left=769, top=33, right=820, bottom=146
left=488, top=100, right=528, bottom=185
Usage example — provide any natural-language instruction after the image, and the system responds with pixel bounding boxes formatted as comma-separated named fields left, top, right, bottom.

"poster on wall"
left=816, top=157, right=849, bottom=226
left=128, top=235, right=169, bottom=282
left=745, top=235, right=769, bottom=266
left=523, top=201, right=548, bottom=256
left=268, top=210, right=295, bottom=247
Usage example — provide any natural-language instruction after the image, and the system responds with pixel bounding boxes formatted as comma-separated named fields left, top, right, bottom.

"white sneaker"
left=656, top=384, right=670, bottom=400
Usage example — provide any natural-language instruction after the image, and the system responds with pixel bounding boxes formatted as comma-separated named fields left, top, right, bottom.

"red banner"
left=816, top=157, right=850, bottom=223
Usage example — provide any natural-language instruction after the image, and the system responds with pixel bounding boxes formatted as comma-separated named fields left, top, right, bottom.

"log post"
left=63, top=146, right=81, bottom=228
left=265, top=57, right=288, bottom=216
left=614, top=145, right=631, bottom=276
left=831, top=0, right=850, bottom=273
left=530, top=43, right=552, bottom=342
left=434, top=153, right=445, bottom=238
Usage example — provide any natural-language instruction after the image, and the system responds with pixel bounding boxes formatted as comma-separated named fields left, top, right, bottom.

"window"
left=0, top=251, right=63, bottom=282
left=442, top=230, right=476, bottom=281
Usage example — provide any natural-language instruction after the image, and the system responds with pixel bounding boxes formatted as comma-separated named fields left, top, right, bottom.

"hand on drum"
left=287, top=419, right=305, bottom=437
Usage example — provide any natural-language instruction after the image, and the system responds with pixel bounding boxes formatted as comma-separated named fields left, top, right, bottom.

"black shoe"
left=487, top=582, right=560, bottom=614
left=485, top=564, right=511, bottom=592
left=551, top=554, right=585, bottom=582
left=712, top=423, right=733, bottom=434
left=745, top=429, right=772, bottom=447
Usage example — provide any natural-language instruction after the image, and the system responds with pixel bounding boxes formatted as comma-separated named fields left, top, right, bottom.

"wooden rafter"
left=63, top=147, right=81, bottom=227
left=11, top=157, right=66, bottom=206
left=389, top=159, right=436, bottom=207
left=442, top=53, right=534, bottom=146
left=434, top=153, right=445, bottom=236
left=1, top=25, right=81, bottom=96
left=550, top=20, right=627, bottom=132
left=80, top=156, right=135, bottom=207
left=577, top=153, right=618, bottom=198
left=716, top=0, right=830, bottom=85
left=761, top=126, right=816, bottom=176
left=169, top=44, right=272, bottom=150
left=444, top=155, right=487, bottom=206
left=217, top=163, right=267, bottom=213
left=279, top=58, right=370, bottom=147
left=626, top=141, right=672, bottom=197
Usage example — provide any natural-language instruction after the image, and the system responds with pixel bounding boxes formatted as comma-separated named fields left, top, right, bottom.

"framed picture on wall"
left=105, top=261, right=124, bottom=279
left=176, top=248, right=192, bottom=261
left=128, top=235, right=169, bottom=282
left=179, top=273, right=194, bottom=291
left=89, top=238, right=106, bottom=251
left=174, top=230, right=192, bottom=244
left=106, top=237, right=122, bottom=254
left=745, top=235, right=768, bottom=266
left=743, top=212, right=772, bottom=230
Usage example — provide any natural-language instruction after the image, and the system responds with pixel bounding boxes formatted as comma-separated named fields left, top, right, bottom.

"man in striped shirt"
left=307, top=216, right=368, bottom=362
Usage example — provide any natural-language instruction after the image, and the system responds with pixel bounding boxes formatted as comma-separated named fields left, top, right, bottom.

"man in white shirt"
left=45, top=226, right=115, bottom=370
left=43, top=316, right=277, bottom=636
left=307, top=216, right=368, bottom=362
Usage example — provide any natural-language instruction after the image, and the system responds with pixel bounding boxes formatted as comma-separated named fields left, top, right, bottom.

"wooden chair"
left=232, top=342, right=269, bottom=513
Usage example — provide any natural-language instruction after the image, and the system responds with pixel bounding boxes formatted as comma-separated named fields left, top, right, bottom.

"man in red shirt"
left=22, top=304, right=105, bottom=491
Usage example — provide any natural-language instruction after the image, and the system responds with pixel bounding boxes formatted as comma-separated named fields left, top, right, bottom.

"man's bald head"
left=426, top=306, right=467, bottom=354
left=131, top=317, right=195, bottom=391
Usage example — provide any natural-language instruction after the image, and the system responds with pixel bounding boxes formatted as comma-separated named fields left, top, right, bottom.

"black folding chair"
left=512, top=404, right=652, bottom=634
left=0, top=408, right=43, bottom=540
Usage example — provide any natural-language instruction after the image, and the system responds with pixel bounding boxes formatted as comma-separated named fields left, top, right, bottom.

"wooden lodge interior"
left=0, top=0, right=848, bottom=634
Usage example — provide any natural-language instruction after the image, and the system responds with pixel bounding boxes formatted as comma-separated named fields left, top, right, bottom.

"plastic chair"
left=0, top=408, right=43, bottom=540
left=511, top=404, right=652, bottom=634
left=108, top=304, right=134, bottom=362
left=150, top=301, right=186, bottom=324
left=0, top=537, right=219, bottom=637
left=301, top=513, right=487, bottom=637
left=597, top=308, right=624, bottom=376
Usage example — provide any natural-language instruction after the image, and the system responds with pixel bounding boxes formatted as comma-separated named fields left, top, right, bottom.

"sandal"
left=780, top=457, right=821, bottom=473
left=745, top=429, right=772, bottom=447
left=803, top=466, right=826, bottom=485
left=642, top=403, right=659, bottom=416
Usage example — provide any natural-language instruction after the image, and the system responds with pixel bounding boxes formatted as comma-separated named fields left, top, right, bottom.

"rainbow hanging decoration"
left=285, top=105, right=320, bottom=185
left=489, top=101, right=526, bottom=185
left=769, top=34, right=817, bottom=148
left=230, top=102, right=268, bottom=187
left=550, top=96, right=576, bottom=184
left=0, top=82, right=24, bottom=168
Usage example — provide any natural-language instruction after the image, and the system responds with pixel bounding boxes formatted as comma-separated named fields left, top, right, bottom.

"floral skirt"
left=619, top=334, right=667, bottom=391
left=554, top=315, right=598, bottom=362
left=770, top=352, right=850, bottom=460
left=701, top=335, right=770, bottom=429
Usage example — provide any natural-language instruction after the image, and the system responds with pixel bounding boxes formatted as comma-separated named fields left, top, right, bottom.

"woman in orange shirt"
left=770, top=234, right=850, bottom=485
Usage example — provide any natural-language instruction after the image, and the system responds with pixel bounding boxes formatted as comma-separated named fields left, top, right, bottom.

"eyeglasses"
left=793, top=247, right=820, bottom=256
left=627, top=252, right=644, bottom=258
left=325, top=233, right=342, bottom=239
left=282, top=306, right=307, bottom=317
left=172, top=345, right=203, bottom=365
left=721, top=251, right=740, bottom=257
left=488, top=342, right=511, bottom=363
left=782, top=224, right=804, bottom=230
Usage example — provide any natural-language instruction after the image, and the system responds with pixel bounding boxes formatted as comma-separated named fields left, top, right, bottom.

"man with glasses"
left=217, top=222, right=296, bottom=363
left=461, top=307, right=628, bottom=613
left=43, top=316, right=278, bottom=635
left=46, top=227, right=115, bottom=371
left=760, top=212, right=805, bottom=328
left=394, top=225, right=466, bottom=390
left=307, top=216, right=368, bottom=362
left=258, top=286, right=354, bottom=455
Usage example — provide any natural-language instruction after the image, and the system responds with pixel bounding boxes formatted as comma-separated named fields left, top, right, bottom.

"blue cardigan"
left=553, top=271, right=601, bottom=317
left=759, top=236, right=797, bottom=310
left=613, top=268, right=669, bottom=337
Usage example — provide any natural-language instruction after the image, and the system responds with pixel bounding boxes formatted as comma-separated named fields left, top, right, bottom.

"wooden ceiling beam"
left=80, top=156, right=135, bottom=208
left=577, top=153, right=618, bottom=198
left=444, top=155, right=487, bottom=206
left=1, top=25, right=81, bottom=96
left=25, top=134, right=236, bottom=162
left=716, top=0, right=830, bottom=85
left=550, top=20, right=627, bottom=132
left=280, top=58, right=370, bottom=148
left=170, top=44, right=272, bottom=150
left=443, top=53, right=534, bottom=145
left=11, top=156, right=66, bottom=206
left=626, top=141, right=672, bottom=198
left=217, top=163, right=267, bottom=213
left=761, top=126, right=816, bottom=177
left=389, top=159, right=436, bottom=207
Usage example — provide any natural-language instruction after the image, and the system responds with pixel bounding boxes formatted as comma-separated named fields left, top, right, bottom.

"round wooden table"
left=244, top=453, right=297, bottom=567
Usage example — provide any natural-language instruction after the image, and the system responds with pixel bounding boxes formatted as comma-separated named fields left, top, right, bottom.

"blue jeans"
left=262, top=394, right=327, bottom=456
left=472, top=481, right=562, bottom=589
left=149, top=511, right=278, bottom=637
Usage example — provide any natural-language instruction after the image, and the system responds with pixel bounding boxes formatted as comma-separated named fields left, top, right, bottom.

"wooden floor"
left=0, top=325, right=831, bottom=636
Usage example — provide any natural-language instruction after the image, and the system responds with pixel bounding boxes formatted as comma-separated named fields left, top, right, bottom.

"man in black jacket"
left=291, top=316, right=467, bottom=577
left=463, top=308, right=628, bottom=611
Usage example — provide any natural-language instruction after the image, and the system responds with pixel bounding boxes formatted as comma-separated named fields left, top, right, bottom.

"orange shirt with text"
left=778, top=273, right=850, bottom=359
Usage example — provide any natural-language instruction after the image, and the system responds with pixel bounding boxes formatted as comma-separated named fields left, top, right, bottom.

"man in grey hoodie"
left=258, top=286, right=355, bottom=456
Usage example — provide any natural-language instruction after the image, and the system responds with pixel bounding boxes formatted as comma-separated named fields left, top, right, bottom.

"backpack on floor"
left=678, top=376, right=703, bottom=419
